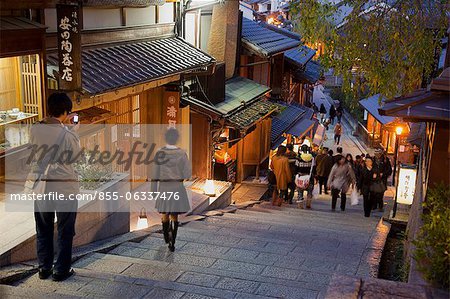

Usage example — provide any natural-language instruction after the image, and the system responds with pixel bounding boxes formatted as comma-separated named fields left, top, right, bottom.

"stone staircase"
left=2, top=198, right=387, bottom=299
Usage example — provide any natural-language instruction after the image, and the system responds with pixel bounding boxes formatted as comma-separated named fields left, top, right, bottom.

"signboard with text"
left=396, top=164, right=417, bottom=205
left=56, top=3, right=82, bottom=91
left=162, top=89, right=180, bottom=128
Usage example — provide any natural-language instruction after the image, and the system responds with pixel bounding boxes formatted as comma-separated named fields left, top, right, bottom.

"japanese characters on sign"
left=56, top=4, right=81, bottom=91
left=163, top=89, right=180, bottom=128
left=396, top=164, right=417, bottom=205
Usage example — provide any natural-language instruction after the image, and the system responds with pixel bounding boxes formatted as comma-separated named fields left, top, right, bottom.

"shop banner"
left=396, top=164, right=417, bottom=205
left=56, top=3, right=82, bottom=91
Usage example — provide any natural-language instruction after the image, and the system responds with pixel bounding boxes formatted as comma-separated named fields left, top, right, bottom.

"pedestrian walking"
left=336, top=104, right=343, bottom=123
left=285, top=144, right=298, bottom=204
left=312, top=103, right=319, bottom=115
left=327, top=156, right=356, bottom=211
left=153, top=128, right=192, bottom=252
left=30, top=93, right=82, bottom=281
left=319, top=103, right=327, bottom=123
left=270, top=145, right=292, bottom=206
left=329, top=105, right=336, bottom=125
left=333, top=147, right=344, bottom=164
left=295, top=145, right=314, bottom=208
left=334, top=122, right=343, bottom=145
left=354, top=155, right=363, bottom=192
left=372, top=150, right=392, bottom=211
left=359, top=157, right=377, bottom=217
left=316, top=148, right=333, bottom=194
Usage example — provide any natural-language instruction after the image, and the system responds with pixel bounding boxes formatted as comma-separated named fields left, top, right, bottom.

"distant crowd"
left=269, top=141, right=392, bottom=218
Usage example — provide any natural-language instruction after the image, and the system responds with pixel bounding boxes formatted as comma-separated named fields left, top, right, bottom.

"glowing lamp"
left=268, top=17, right=274, bottom=24
left=136, top=208, right=148, bottom=230
left=395, top=126, right=403, bottom=135
left=203, top=179, right=216, bottom=197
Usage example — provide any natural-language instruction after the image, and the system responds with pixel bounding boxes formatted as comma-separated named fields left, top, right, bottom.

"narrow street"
left=5, top=199, right=385, bottom=299
left=1, top=90, right=391, bottom=299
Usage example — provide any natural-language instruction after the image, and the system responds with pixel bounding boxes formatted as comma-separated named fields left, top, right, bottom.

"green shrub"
left=75, top=151, right=114, bottom=190
left=413, top=183, right=450, bottom=289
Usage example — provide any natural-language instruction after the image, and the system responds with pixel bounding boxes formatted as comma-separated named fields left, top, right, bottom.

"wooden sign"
left=162, top=88, right=180, bottom=128
left=396, top=164, right=417, bottom=205
left=56, top=3, right=82, bottom=91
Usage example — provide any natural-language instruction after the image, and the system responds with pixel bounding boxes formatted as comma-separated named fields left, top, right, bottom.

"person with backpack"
left=372, top=150, right=392, bottom=211
left=334, top=122, right=343, bottom=145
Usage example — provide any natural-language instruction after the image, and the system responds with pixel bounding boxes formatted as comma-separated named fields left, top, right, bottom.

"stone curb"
left=356, top=218, right=390, bottom=278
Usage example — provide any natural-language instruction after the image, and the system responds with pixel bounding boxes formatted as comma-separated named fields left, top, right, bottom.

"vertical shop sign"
left=56, top=3, right=82, bottom=91
left=396, top=164, right=417, bottom=205
left=163, top=89, right=180, bottom=128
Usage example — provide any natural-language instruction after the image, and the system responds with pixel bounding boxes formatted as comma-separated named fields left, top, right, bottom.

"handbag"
left=370, top=181, right=386, bottom=193
left=24, top=126, right=67, bottom=194
left=350, top=188, right=359, bottom=205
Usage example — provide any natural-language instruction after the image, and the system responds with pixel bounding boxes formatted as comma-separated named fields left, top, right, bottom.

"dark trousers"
left=372, top=192, right=384, bottom=210
left=318, top=176, right=328, bottom=194
left=287, top=181, right=296, bottom=203
left=278, top=189, right=288, bottom=202
left=334, top=134, right=341, bottom=145
left=362, top=189, right=375, bottom=217
left=331, top=188, right=346, bottom=211
left=34, top=201, right=77, bottom=274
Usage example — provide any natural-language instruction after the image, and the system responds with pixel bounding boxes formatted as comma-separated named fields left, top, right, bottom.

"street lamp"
left=392, top=126, right=403, bottom=185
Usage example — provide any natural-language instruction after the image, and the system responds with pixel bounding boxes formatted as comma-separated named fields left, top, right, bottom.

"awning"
left=47, top=36, right=215, bottom=95
left=360, top=94, right=395, bottom=124
left=294, top=60, right=322, bottom=84
left=286, top=118, right=315, bottom=137
left=182, top=77, right=274, bottom=131
left=284, top=46, right=316, bottom=68
left=379, top=69, right=450, bottom=122
left=216, top=77, right=271, bottom=115
left=0, top=17, right=47, bottom=58
left=241, top=18, right=300, bottom=57
left=227, top=100, right=279, bottom=130
left=271, top=103, right=305, bottom=143
left=271, top=102, right=318, bottom=148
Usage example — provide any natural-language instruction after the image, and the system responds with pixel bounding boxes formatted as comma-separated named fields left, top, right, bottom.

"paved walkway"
left=4, top=196, right=385, bottom=299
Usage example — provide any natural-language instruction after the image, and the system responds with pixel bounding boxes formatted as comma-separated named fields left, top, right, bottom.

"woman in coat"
left=270, top=145, right=292, bottom=206
left=329, top=105, right=336, bottom=125
left=358, top=157, right=377, bottom=217
left=327, top=156, right=356, bottom=211
left=152, top=128, right=191, bottom=252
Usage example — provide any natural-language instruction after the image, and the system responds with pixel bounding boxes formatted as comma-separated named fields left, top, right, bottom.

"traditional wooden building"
left=379, top=67, right=450, bottom=284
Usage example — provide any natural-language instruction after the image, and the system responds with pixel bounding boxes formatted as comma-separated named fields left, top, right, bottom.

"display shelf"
left=0, top=113, right=38, bottom=126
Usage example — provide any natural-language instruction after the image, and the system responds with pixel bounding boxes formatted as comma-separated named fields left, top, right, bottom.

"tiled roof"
left=227, top=100, right=279, bottom=129
left=286, top=118, right=315, bottom=137
left=271, top=102, right=305, bottom=143
left=294, top=60, right=322, bottom=84
left=379, top=90, right=450, bottom=122
left=47, top=37, right=215, bottom=95
left=285, top=46, right=316, bottom=68
left=241, top=18, right=300, bottom=57
left=0, top=17, right=46, bottom=30
left=82, top=0, right=165, bottom=6
left=215, top=77, right=271, bottom=115
left=359, top=94, right=395, bottom=124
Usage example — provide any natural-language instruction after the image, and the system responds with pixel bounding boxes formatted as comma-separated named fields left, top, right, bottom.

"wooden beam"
left=71, top=74, right=180, bottom=112
left=45, top=23, right=176, bottom=52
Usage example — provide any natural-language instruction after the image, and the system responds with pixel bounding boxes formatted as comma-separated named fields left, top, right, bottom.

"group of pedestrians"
left=313, top=102, right=344, bottom=145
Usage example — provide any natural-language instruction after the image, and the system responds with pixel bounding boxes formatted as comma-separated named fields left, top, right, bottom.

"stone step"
left=1, top=283, right=82, bottom=299
left=135, top=226, right=365, bottom=269
left=224, top=208, right=378, bottom=233
left=68, top=252, right=325, bottom=298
